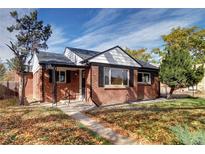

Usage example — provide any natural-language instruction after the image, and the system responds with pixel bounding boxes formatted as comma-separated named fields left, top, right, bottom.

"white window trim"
left=104, top=67, right=129, bottom=87
left=56, top=70, right=66, bottom=83
left=138, top=72, right=151, bottom=84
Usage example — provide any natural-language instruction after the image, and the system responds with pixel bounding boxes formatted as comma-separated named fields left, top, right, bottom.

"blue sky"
left=1, top=8, right=205, bottom=61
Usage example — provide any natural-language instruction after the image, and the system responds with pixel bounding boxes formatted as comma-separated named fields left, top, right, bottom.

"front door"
left=81, top=70, right=86, bottom=99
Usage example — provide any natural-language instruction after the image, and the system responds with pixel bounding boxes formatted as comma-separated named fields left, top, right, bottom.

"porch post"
left=79, top=69, right=82, bottom=100
left=52, top=66, right=57, bottom=106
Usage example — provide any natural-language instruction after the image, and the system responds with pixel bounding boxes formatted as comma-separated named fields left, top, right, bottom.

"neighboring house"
left=22, top=45, right=160, bottom=106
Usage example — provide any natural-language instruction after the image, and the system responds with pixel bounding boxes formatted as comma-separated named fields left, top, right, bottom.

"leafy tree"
left=160, top=48, right=204, bottom=98
left=162, top=26, right=205, bottom=64
left=0, top=62, right=6, bottom=81
left=153, top=27, right=205, bottom=64
left=125, top=47, right=153, bottom=62
left=6, top=10, right=52, bottom=105
left=160, top=48, right=193, bottom=97
left=187, top=65, right=204, bottom=96
left=158, top=26, right=205, bottom=97
left=151, top=48, right=166, bottom=64
left=7, top=57, right=21, bottom=72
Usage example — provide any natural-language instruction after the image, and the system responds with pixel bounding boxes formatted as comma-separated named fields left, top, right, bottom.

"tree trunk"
left=167, top=87, right=175, bottom=99
left=19, top=73, right=25, bottom=105
left=192, top=85, right=195, bottom=97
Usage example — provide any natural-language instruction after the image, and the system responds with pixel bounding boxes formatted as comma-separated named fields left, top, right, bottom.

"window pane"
left=104, top=67, right=109, bottom=85
left=122, top=70, right=128, bottom=85
left=138, top=73, right=143, bottom=82
left=60, top=71, right=65, bottom=82
left=144, top=73, right=150, bottom=83
left=111, top=68, right=123, bottom=85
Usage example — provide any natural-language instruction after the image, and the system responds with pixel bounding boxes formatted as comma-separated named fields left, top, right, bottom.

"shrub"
left=170, top=125, right=205, bottom=145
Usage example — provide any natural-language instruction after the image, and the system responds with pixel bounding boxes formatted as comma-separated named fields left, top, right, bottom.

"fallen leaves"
left=0, top=99, right=110, bottom=145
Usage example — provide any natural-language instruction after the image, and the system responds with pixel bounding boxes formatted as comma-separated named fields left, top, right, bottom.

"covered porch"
left=41, top=64, right=87, bottom=105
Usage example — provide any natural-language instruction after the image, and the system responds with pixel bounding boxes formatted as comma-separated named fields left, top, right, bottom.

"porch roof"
left=37, top=51, right=76, bottom=66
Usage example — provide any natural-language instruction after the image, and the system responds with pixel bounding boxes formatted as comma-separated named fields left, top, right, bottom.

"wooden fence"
left=0, top=81, right=18, bottom=99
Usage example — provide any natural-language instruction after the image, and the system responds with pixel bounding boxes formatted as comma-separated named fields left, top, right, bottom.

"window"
left=48, top=70, right=67, bottom=83
left=138, top=72, right=151, bottom=84
left=56, top=71, right=66, bottom=83
left=104, top=67, right=129, bottom=86
left=59, top=71, right=65, bottom=82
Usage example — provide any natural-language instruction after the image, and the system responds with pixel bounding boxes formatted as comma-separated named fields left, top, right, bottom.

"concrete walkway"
left=55, top=101, right=137, bottom=145
left=35, top=98, right=167, bottom=144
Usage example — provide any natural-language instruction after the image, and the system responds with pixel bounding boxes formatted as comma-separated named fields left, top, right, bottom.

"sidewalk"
left=57, top=102, right=137, bottom=145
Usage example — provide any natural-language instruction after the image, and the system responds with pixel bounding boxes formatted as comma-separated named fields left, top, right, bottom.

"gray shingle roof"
left=36, top=47, right=159, bottom=70
left=135, top=59, right=159, bottom=70
left=37, top=51, right=75, bottom=66
left=66, top=47, right=99, bottom=60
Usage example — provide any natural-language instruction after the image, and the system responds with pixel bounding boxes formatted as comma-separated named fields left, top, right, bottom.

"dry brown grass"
left=0, top=99, right=110, bottom=145
left=85, top=98, right=205, bottom=144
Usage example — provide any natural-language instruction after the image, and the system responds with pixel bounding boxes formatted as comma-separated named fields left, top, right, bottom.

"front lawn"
left=85, top=98, right=205, bottom=144
left=0, top=99, right=110, bottom=145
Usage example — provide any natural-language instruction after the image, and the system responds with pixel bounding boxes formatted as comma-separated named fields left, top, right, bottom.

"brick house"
left=25, top=45, right=160, bottom=106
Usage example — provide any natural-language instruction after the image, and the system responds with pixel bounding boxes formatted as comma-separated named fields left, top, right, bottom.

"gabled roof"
left=81, top=45, right=158, bottom=70
left=81, top=45, right=140, bottom=63
left=66, top=47, right=99, bottom=60
left=36, top=46, right=158, bottom=70
left=36, top=51, right=75, bottom=66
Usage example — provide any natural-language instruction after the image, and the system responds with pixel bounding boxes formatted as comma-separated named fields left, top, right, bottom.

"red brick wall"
left=137, top=72, right=160, bottom=100
left=86, top=65, right=160, bottom=105
left=43, top=69, right=80, bottom=102
left=85, top=68, right=91, bottom=103
left=29, top=66, right=159, bottom=104
left=88, top=65, right=137, bottom=105
left=14, top=72, right=33, bottom=101
left=33, top=69, right=42, bottom=101
left=25, top=73, right=33, bottom=100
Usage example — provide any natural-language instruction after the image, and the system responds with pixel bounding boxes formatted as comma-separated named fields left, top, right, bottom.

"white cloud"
left=69, top=9, right=205, bottom=52
left=47, top=25, right=69, bottom=53
left=93, top=19, right=194, bottom=50
left=83, top=9, right=121, bottom=33
left=1, top=8, right=205, bottom=62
